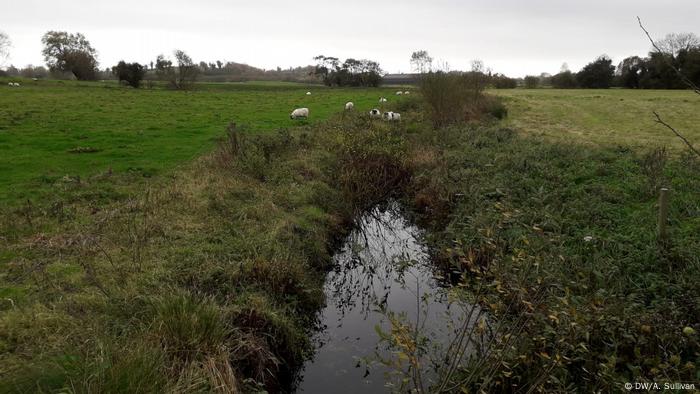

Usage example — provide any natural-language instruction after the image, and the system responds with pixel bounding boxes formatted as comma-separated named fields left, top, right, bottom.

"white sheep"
left=306, top=91, right=312, bottom=95
left=345, top=102, right=354, bottom=110
left=7, top=82, right=12, bottom=87
left=290, top=107, right=309, bottom=119
left=383, top=111, right=401, bottom=121
left=404, top=91, right=410, bottom=95
left=369, top=108, right=382, bottom=119
left=396, top=91, right=403, bottom=95
left=13, top=83, right=20, bottom=87
left=379, top=97, right=387, bottom=103
left=32, top=78, right=38, bottom=81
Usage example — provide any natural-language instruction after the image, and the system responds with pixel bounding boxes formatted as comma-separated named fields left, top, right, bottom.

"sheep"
left=379, top=97, right=387, bottom=103
left=345, top=102, right=354, bottom=110
left=383, top=111, right=401, bottom=121
left=403, top=91, right=410, bottom=95
left=290, top=107, right=309, bottom=119
left=396, top=91, right=403, bottom=95
left=306, top=91, right=312, bottom=95
left=32, top=78, right=38, bottom=81
left=7, top=82, right=11, bottom=87
left=13, top=83, right=20, bottom=87
left=369, top=108, right=382, bottom=119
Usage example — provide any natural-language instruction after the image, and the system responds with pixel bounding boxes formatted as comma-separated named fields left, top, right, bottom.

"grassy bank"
left=400, top=122, right=700, bottom=391
left=0, top=102, right=417, bottom=392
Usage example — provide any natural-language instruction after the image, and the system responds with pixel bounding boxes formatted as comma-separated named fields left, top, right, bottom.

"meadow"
left=0, top=79, right=401, bottom=204
left=0, top=81, right=698, bottom=392
left=494, top=88, right=700, bottom=149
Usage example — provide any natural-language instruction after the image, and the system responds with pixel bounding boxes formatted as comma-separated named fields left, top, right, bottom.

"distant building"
left=382, top=73, right=421, bottom=86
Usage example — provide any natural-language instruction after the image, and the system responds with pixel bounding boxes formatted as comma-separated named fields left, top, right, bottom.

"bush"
left=523, top=75, right=539, bottom=89
left=482, top=96, right=508, bottom=119
left=112, top=61, right=146, bottom=88
left=551, top=70, right=578, bottom=88
left=419, top=71, right=490, bottom=128
left=492, top=73, right=517, bottom=89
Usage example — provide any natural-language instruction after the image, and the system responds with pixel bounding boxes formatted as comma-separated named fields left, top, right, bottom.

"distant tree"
left=0, top=31, right=10, bottom=65
left=155, top=54, right=174, bottom=85
left=560, top=62, right=570, bottom=73
left=410, top=50, right=433, bottom=73
left=491, top=73, right=517, bottom=89
left=216, top=60, right=223, bottom=69
left=155, top=50, right=198, bottom=89
left=312, top=55, right=381, bottom=87
left=19, top=65, right=48, bottom=79
left=616, top=56, right=645, bottom=88
left=174, top=50, right=198, bottom=89
left=523, top=75, right=539, bottom=88
left=41, top=31, right=99, bottom=80
left=551, top=70, right=577, bottom=88
left=471, top=59, right=485, bottom=73
left=576, top=55, right=615, bottom=88
left=656, top=32, right=700, bottom=57
left=112, top=61, right=146, bottom=88
left=5, top=65, right=19, bottom=76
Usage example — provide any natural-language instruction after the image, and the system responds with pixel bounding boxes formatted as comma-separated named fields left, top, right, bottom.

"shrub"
left=112, top=61, right=146, bottom=88
left=492, top=73, right=517, bottom=89
left=551, top=70, right=578, bottom=88
left=419, top=71, right=490, bottom=128
left=523, top=75, right=539, bottom=88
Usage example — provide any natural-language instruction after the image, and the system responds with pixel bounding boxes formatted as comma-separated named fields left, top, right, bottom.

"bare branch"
left=638, top=16, right=700, bottom=95
left=653, top=111, right=700, bottom=159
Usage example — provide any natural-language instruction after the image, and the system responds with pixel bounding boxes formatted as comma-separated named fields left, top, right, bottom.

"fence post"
left=658, top=188, right=670, bottom=240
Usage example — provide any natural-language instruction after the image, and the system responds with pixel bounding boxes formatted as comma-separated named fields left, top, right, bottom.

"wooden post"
left=658, top=188, right=670, bottom=240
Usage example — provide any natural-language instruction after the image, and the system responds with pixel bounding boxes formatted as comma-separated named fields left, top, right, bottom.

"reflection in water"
left=296, top=202, right=484, bottom=393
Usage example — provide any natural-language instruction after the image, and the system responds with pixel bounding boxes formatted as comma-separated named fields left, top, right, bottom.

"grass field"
left=0, top=81, right=698, bottom=391
left=0, top=79, right=403, bottom=204
left=494, top=88, right=700, bottom=149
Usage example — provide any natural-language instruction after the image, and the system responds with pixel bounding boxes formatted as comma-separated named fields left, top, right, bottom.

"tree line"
left=515, top=33, right=700, bottom=89
left=0, top=30, right=348, bottom=88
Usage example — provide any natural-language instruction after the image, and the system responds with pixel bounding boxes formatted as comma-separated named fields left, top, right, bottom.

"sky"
left=1, top=0, right=699, bottom=77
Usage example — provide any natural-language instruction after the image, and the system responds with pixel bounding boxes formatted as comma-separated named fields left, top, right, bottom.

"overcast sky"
left=1, top=0, right=699, bottom=77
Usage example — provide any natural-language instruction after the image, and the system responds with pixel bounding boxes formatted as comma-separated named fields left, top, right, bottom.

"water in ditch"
left=295, top=202, right=485, bottom=393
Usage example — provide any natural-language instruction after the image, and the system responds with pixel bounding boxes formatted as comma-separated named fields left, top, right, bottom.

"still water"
left=296, top=202, right=483, bottom=393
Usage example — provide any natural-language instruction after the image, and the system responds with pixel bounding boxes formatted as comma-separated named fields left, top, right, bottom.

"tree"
left=616, top=56, right=645, bottom=88
left=174, top=50, right=198, bottom=89
left=112, top=61, right=146, bottom=88
left=576, top=55, right=615, bottom=88
left=311, top=55, right=381, bottom=87
left=155, top=54, right=174, bottom=84
left=155, top=50, right=198, bottom=89
left=551, top=70, right=577, bottom=88
left=656, top=32, right=700, bottom=57
left=491, top=73, right=517, bottom=89
left=524, top=75, right=539, bottom=88
left=0, top=31, right=10, bottom=65
left=41, top=31, right=98, bottom=80
left=410, top=50, right=433, bottom=73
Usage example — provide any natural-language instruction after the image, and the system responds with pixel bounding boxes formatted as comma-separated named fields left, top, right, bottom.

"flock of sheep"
left=6, top=82, right=21, bottom=87
left=290, top=89, right=410, bottom=122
